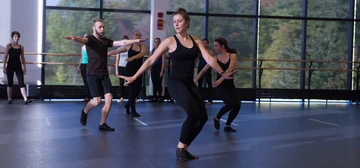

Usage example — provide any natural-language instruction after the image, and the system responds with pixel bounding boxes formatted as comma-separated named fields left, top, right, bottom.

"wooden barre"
left=1, top=51, right=360, bottom=64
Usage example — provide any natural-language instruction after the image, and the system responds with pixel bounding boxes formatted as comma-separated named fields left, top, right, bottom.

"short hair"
left=93, top=18, right=104, bottom=26
left=173, top=7, right=190, bottom=28
left=11, top=31, right=21, bottom=38
left=122, top=35, right=129, bottom=39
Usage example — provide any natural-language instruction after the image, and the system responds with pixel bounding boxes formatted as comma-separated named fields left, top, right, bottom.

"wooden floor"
left=0, top=99, right=360, bottom=168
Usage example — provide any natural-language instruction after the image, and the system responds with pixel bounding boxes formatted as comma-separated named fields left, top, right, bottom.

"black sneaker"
left=175, top=148, right=187, bottom=162
left=99, top=123, right=115, bottom=131
left=24, top=99, right=32, bottom=105
left=131, top=111, right=141, bottom=117
left=80, top=109, right=88, bottom=126
left=213, top=117, right=220, bottom=130
left=8, top=100, right=12, bottom=104
left=185, top=150, right=199, bottom=160
left=224, top=126, right=237, bottom=132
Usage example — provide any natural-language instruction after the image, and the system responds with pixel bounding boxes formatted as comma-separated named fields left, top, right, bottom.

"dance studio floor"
left=0, top=99, right=359, bottom=168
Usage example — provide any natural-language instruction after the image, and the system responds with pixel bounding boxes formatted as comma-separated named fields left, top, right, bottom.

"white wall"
left=149, top=0, right=168, bottom=96
left=0, top=0, right=42, bottom=85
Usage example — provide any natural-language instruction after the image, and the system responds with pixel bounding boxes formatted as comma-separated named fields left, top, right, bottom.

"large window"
left=260, top=0, right=302, bottom=16
left=45, top=0, right=150, bottom=85
left=210, top=0, right=254, bottom=15
left=258, top=18, right=302, bottom=89
left=44, top=0, right=360, bottom=93
left=45, top=9, right=97, bottom=85
left=306, top=20, right=349, bottom=90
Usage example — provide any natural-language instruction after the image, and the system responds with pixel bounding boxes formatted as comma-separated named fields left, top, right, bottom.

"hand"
left=160, top=71, right=164, bottom=78
left=77, top=65, right=80, bottom=73
left=62, top=36, right=75, bottom=40
left=221, top=70, right=238, bottom=79
left=23, top=69, right=27, bottom=75
left=126, top=57, right=134, bottom=62
left=138, top=38, right=148, bottom=43
left=118, top=75, right=136, bottom=85
left=3, top=68, right=6, bottom=74
left=147, top=70, right=151, bottom=78
left=115, top=71, right=119, bottom=77
left=212, top=80, right=222, bottom=88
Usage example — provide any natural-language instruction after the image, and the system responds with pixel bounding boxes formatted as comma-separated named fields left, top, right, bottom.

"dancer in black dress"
left=3, top=31, right=32, bottom=105
left=108, top=30, right=147, bottom=117
left=119, top=8, right=236, bottom=162
left=194, top=37, right=240, bottom=132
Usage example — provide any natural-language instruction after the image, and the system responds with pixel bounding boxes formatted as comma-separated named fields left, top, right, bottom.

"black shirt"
left=7, top=44, right=22, bottom=68
left=85, top=35, right=113, bottom=75
left=168, top=35, right=199, bottom=81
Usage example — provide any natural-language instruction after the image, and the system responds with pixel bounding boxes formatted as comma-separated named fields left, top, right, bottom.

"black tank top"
left=168, top=35, right=199, bottom=81
left=216, top=55, right=234, bottom=82
left=126, top=44, right=143, bottom=73
left=7, top=44, right=22, bottom=68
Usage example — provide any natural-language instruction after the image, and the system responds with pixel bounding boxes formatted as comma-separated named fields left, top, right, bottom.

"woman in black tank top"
left=108, top=30, right=147, bottom=117
left=118, top=8, right=236, bottom=162
left=195, top=38, right=241, bottom=133
left=3, top=31, right=32, bottom=105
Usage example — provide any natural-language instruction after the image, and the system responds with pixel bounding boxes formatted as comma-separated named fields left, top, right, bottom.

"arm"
left=113, top=38, right=148, bottom=47
left=62, top=36, right=88, bottom=44
left=160, top=52, right=166, bottom=77
left=20, top=46, right=27, bottom=75
left=3, top=44, right=10, bottom=74
left=194, top=64, right=211, bottom=83
left=119, top=37, right=170, bottom=83
left=115, top=54, right=120, bottom=76
left=126, top=44, right=147, bottom=62
left=108, top=47, right=127, bottom=56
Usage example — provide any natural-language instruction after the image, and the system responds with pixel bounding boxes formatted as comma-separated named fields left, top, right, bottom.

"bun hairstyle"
left=214, top=37, right=237, bottom=54
left=173, top=7, right=190, bottom=28
left=11, top=31, right=21, bottom=38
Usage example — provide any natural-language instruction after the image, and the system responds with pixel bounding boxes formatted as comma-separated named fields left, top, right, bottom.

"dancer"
left=115, top=35, right=129, bottom=103
left=196, top=39, right=214, bottom=104
left=119, top=8, right=236, bottom=162
left=194, top=37, right=240, bottom=132
left=148, top=37, right=166, bottom=102
left=62, top=18, right=147, bottom=131
left=78, top=33, right=92, bottom=102
left=108, top=30, right=147, bottom=117
left=3, top=31, right=32, bottom=105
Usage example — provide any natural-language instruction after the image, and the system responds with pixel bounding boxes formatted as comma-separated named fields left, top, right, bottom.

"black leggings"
left=167, top=79, right=208, bottom=146
left=216, top=81, right=241, bottom=125
left=151, top=64, right=163, bottom=98
left=80, top=64, right=92, bottom=99
left=6, top=66, right=25, bottom=87
left=197, top=65, right=212, bottom=102
left=117, top=66, right=125, bottom=98
left=125, top=75, right=142, bottom=112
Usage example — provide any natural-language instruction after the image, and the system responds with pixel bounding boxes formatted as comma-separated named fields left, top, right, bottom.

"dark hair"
left=122, top=35, right=129, bottom=39
left=214, top=37, right=237, bottom=54
left=92, top=18, right=104, bottom=26
left=154, top=37, right=161, bottom=42
left=173, top=7, right=190, bottom=28
left=202, top=39, right=209, bottom=43
left=11, top=31, right=21, bottom=38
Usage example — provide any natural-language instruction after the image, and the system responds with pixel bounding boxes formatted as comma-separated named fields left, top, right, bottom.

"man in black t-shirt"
left=62, top=18, right=147, bottom=131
